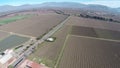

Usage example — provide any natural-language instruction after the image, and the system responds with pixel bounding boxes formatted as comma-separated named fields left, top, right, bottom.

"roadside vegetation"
left=14, top=45, right=23, bottom=50
left=8, top=65, right=14, bottom=68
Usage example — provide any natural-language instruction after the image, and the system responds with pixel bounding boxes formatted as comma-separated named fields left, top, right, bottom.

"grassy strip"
left=54, top=35, right=69, bottom=68
left=0, top=15, right=32, bottom=25
left=8, top=65, right=14, bottom=68
left=54, top=26, right=72, bottom=68
left=40, top=57, right=55, bottom=67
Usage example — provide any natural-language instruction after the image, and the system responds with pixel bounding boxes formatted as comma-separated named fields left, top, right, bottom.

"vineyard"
left=58, top=36, right=120, bottom=68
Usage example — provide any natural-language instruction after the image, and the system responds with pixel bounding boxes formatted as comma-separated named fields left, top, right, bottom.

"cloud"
left=82, top=1, right=120, bottom=8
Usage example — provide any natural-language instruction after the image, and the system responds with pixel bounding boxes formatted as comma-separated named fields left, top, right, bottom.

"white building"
left=47, top=37, right=54, bottom=42
left=0, top=49, right=15, bottom=68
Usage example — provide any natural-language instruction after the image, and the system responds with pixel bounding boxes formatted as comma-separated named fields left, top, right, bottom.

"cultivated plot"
left=66, top=16, right=120, bottom=31
left=71, top=26, right=97, bottom=37
left=71, top=26, right=120, bottom=40
left=59, top=36, right=120, bottom=68
left=0, top=35, right=30, bottom=52
left=0, top=13, right=68, bottom=37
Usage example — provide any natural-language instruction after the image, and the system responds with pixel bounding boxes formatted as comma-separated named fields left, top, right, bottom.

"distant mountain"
left=0, top=2, right=119, bottom=13
left=41, top=2, right=120, bottom=13
left=40, top=2, right=87, bottom=8
left=0, top=5, right=16, bottom=12
left=116, top=7, right=120, bottom=12
left=86, top=4, right=110, bottom=11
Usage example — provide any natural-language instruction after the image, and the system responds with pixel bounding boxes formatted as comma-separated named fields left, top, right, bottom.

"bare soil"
left=59, top=35, right=120, bottom=68
left=71, top=26, right=120, bottom=40
left=66, top=16, right=120, bottom=32
left=71, top=26, right=97, bottom=37
left=0, top=13, right=68, bottom=37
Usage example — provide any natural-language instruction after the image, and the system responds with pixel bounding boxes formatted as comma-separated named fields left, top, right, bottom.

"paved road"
left=12, top=16, right=70, bottom=68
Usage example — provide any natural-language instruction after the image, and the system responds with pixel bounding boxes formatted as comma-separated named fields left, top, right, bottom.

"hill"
left=0, top=2, right=119, bottom=13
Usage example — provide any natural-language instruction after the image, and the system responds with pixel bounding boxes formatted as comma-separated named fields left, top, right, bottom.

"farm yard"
left=0, top=35, right=30, bottom=52
left=0, top=10, right=119, bottom=68
left=0, top=13, right=68, bottom=37
left=0, top=2, right=119, bottom=68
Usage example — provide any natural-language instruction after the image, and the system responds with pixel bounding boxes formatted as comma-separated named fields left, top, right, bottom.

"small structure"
left=47, top=38, right=54, bottom=42
left=46, top=37, right=56, bottom=42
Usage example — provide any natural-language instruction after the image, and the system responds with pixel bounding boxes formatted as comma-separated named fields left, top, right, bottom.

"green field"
left=0, top=15, right=31, bottom=25
left=0, top=35, right=30, bottom=52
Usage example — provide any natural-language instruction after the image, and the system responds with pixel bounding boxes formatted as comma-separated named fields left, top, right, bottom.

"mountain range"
left=0, top=2, right=119, bottom=13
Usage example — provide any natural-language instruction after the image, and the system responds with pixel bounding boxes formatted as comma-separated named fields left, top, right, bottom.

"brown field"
left=10, top=10, right=55, bottom=16
left=0, top=31, right=9, bottom=39
left=58, top=35, right=120, bottom=68
left=35, top=25, right=70, bottom=60
left=0, top=9, right=54, bottom=19
left=57, top=16, right=120, bottom=68
left=71, top=26, right=120, bottom=40
left=66, top=16, right=120, bottom=31
left=28, top=25, right=70, bottom=67
left=71, top=26, right=97, bottom=37
left=0, top=13, right=68, bottom=37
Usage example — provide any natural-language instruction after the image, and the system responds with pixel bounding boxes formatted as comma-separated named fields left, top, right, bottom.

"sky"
left=0, top=0, right=120, bottom=8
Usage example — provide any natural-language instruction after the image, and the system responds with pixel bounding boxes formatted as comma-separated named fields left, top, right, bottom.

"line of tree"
left=52, top=10, right=70, bottom=16
left=78, top=14, right=120, bottom=23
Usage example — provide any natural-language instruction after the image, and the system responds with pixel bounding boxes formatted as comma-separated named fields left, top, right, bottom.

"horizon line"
left=0, top=2, right=119, bottom=8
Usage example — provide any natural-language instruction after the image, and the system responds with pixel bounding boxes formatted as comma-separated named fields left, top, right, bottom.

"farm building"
left=47, top=38, right=54, bottom=42
left=0, top=49, right=16, bottom=68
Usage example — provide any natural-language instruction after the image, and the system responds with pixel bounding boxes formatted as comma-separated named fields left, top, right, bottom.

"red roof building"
left=17, top=59, right=48, bottom=68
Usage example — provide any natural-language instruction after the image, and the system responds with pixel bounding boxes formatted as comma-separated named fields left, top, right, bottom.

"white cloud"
left=81, top=1, right=120, bottom=8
